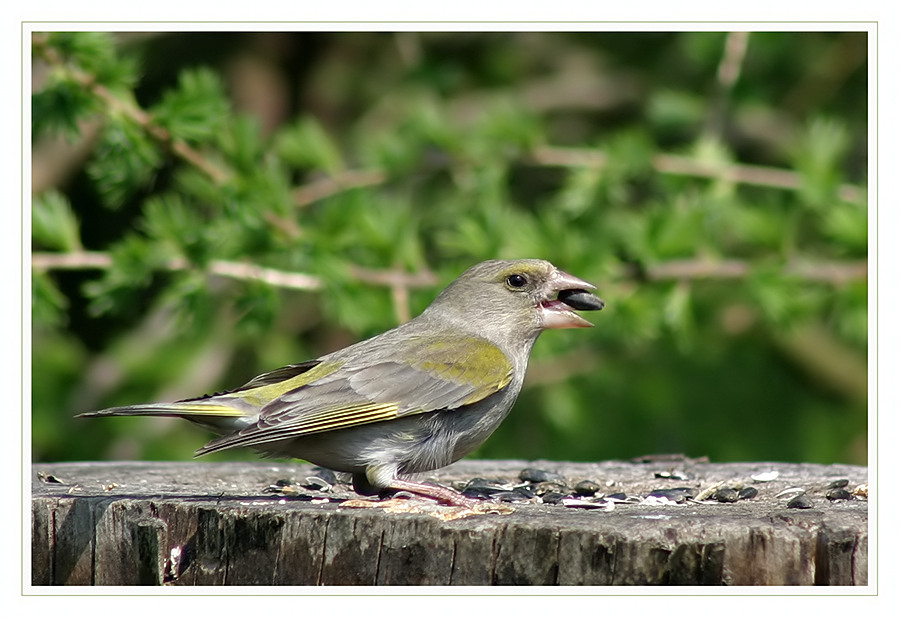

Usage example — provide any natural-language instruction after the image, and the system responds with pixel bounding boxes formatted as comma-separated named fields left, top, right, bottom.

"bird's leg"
left=351, top=473, right=479, bottom=508
left=387, top=478, right=481, bottom=508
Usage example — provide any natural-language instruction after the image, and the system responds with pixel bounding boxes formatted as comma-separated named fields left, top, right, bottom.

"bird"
left=78, top=259, right=604, bottom=506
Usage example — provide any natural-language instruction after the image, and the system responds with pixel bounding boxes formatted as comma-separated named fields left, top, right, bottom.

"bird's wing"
left=195, top=335, right=513, bottom=455
left=175, top=360, right=326, bottom=404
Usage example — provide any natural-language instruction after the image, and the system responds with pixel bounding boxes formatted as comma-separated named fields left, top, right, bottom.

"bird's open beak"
left=539, top=269, right=605, bottom=330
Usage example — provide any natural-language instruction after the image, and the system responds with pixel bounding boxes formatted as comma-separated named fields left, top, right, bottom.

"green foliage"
left=32, top=191, right=81, bottom=252
left=87, top=117, right=164, bottom=208
left=150, top=68, right=230, bottom=143
left=275, top=117, right=345, bottom=173
left=32, top=77, right=98, bottom=140
left=31, top=32, right=868, bottom=467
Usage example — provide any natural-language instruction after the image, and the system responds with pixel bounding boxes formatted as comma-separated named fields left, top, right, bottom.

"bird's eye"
left=506, top=273, right=528, bottom=288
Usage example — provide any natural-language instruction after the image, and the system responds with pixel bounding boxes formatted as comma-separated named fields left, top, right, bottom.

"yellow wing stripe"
left=237, top=361, right=344, bottom=407
left=271, top=402, right=401, bottom=435
left=170, top=403, right=246, bottom=416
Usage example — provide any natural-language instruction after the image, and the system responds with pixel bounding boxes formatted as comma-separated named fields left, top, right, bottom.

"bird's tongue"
left=540, top=299, right=594, bottom=329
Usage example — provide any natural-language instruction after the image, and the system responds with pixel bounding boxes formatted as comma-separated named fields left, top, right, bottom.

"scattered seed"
left=642, top=495, right=681, bottom=506
left=302, top=476, right=334, bottom=492
left=787, top=495, right=814, bottom=509
left=37, top=472, right=64, bottom=484
left=264, top=479, right=302, bottom=495
left=827, top=479, right=850, bottom=489
left=513, top=486, right=537, bottom=499
left=310, top=468, right=338, bottom=486
left=826, top=488, right=853, bottom=501
left=776, top=487, right=806, bottom=499
left=573, top=480, right=600, bottom=496
left=852, top=483, right=868, bottom=499
left=463, top=478, right=510, bottom=493
left=695, top=481, right=726, bottom=501
left=647, top=487, right=695, bottom=503
left=751, top=471, right=780, bottom=482
left=461, top=487, right=496, bottom=500
left=738, top=487, right=758, bottom=500
left=654, top=470, right=691, bottom=480
left=714, top=488, right=739, bottom=503
left=539, top=492, right=568, bottom=505
left=529, top=480, right=570, bottom=496
left=519, top=468, right=566, bottom=483
left=494, top=491, right=532, bottom=503
left=562, top=497, right=614, bottom=511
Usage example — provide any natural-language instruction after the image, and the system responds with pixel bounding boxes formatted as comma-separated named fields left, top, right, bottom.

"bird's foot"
left=386, top=478, right=481, bottom=508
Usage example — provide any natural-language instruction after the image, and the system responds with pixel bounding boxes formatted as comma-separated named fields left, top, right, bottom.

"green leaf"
left=140, top=194, right=207, bottom=260
left=32, top=76, right=98, bottom=140
left=793, top=117, right=851, bottom=207
left=32, top=190, right=82, bottom=252
left=151, top=68, right=230, bottom=143
left=221, top=115, right=264, bottom=173
left=821, top=202, right=867, bottom=254
left=83, top=234, right=160, bottom=316
left=38, top=33, right=137, bottom=92
left=662, top=281, right=695, bottom=349
left=274, top=117, right=344, bottom=173
left=32, top=271, right=69, bottom=328
left=87, top=118, right=163, bottom=208
left=648, top=89, right=705, bottom=133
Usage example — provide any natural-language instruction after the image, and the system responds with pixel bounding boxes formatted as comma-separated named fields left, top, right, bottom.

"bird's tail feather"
left=77, top=402, right=244, bottom=419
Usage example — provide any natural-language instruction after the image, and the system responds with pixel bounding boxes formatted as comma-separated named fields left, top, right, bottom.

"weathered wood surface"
left=31, top=459, right=867, bottom=586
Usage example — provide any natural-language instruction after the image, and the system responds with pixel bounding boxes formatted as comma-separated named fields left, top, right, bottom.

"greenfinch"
left=79, top=259, right=604, bottom=506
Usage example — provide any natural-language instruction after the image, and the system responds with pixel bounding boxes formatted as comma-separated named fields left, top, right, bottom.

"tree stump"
left=31, top=459, right=867, bottom=586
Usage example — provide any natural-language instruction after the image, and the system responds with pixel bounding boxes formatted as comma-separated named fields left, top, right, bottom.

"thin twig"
left=784, top=260, right=868, bottom=284
left=32, top=251, right=864, bottom=289
left=346, top=264, right=440, bottom=288
left=33, top=35, right=231, bottom=185
left=529, top=145, right=865, bottom=204
left=643, top=259, right=750, bottom=280
left=205, top=260, right=322, bottom=291
left=704, top=32, right=750, bottom=138
left=291, top=169, right=387, bottom=208
left=717, top=32, right=750, bottom=91
left=640, top=258, right=867, bottom=285
left=31, top=251, right=441, bottom=291
left=390, top=279, right=411, bottom=324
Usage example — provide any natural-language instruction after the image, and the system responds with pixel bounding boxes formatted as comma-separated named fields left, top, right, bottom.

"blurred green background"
left=31, top=31, right=868, bottom=466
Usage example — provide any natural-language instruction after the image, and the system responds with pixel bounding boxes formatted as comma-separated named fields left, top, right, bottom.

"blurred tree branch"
left=529, top=145, right=865, bottom=204
left=32, top=33, right=232, bottom=186
left=292, top=170, right=387, bottom=208
left=31, top=251, right=440, bottom=292
left=33, top=251, right=865, bottom=289
left=640, top=258, right=867, bottom=285
left=287, top=142, right=866, bottom=211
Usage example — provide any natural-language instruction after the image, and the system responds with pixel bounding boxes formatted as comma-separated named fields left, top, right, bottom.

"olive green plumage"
left=79, top=259, right=603, bottom=505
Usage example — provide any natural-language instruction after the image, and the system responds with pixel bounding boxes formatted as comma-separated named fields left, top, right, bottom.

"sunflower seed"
left=787, top=495, right=814, bottom=509
left=826, top=488, right=853, bottom=501
left=573, top=480, right=601, bottom=496
left=714, top=488, right=740, bottom=503
left=519, top=468, right=566, bottom=484
left=738, top=487, right=758, bottom=500
left=751, top=471, right=780, bottom=482
left=558, top=289, right=605, bottom=311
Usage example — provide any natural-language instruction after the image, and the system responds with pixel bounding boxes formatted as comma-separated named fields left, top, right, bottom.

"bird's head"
left=422, top=259, right=604, bottom=345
